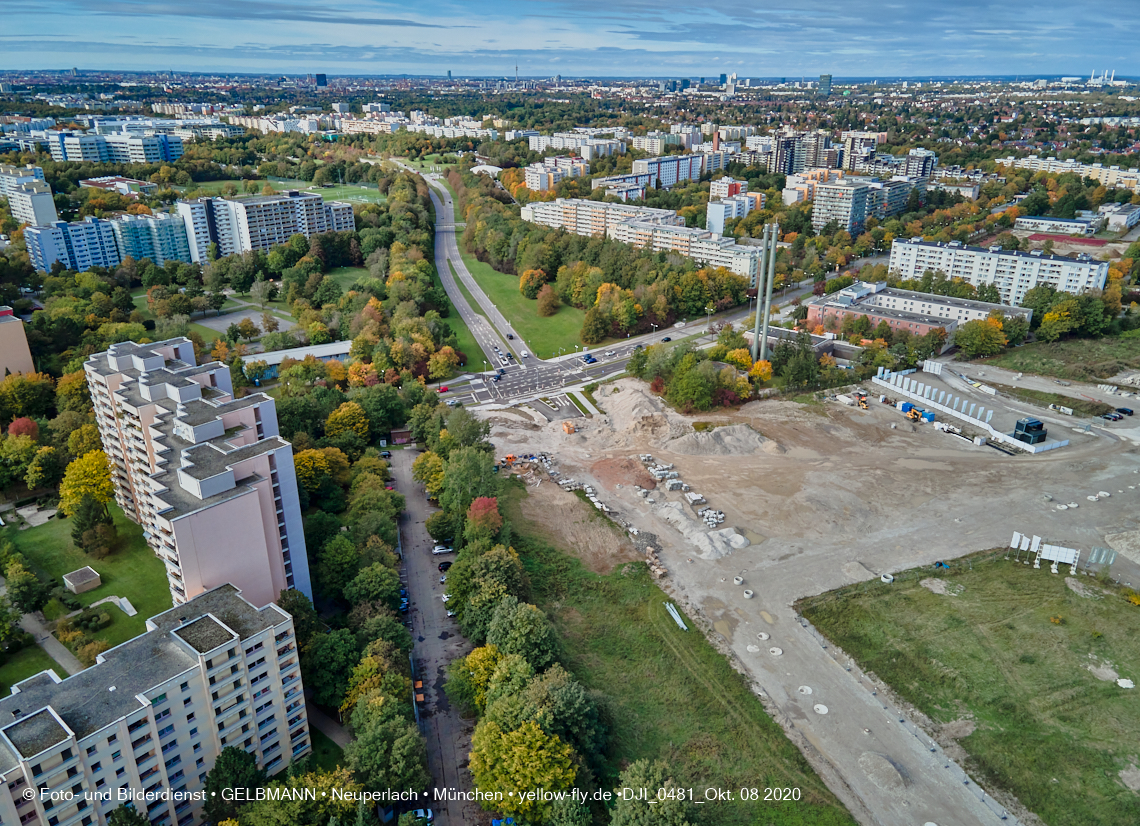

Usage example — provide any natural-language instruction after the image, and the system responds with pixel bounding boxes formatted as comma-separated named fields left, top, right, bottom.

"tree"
left=748, top=359, right=773, bottom=384
left=428, top=347, right=460, bottom=382
left=66, top=424, right=102, bottom=458
left=439, top=447, right=498, bottom=523
left=277, top=589, right=322, bottom=649
left=54, top=370, right=91, bottom=414
left=24, top=446, right=63, bottom=490
left=294, top=449, right=332, bottom=493
left=317, top=535, right=363, bottom=601
left=261, top=312, right=280, bottom=334
left=610, top=760, right=694, bottom=826
left=469, top=720, right=576, bottom=822
left=326, top=402, right=370, bottom=440
left=237, top=317, right=260, bottom=342
left=71, top=491, right=113, bottom=547
left=306, top=629, right=361, bottom=708
left=240, top=767, right=360, bottom=826
left=424, top=509, right=456, bottom=541
left=411, top=451, right=445, bottom=497
left=58, top=450, right=113, bottom=517
left=345, top=711, right=430, bottom=794
left=203, top=747, right=267, bottom=823
left=0, top=372, right=55, bottom=420
left=954, top=317, right=1007, bottom=358
left=106, top=804, right=151, bottom=826
left=486, top=596, right=559, bottom=671
left=314, top=277, right=343, bottom=306
left=464, top=497, right=502, bottom=543
left=344, top=563, right=401, bottom=609
left=536, top=284, right=561, bottom=317
left=250, top=278, right=274, bottom=309
left=4, top=560, right=44, bottom=615
left=0, top=436, right=38, bottom=490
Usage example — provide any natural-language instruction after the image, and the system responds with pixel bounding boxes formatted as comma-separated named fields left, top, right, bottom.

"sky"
left=3, top=0, right=1139, bottom=78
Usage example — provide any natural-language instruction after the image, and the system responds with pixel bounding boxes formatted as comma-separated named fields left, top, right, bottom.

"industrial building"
left=85, top=338, right=312, bottom=608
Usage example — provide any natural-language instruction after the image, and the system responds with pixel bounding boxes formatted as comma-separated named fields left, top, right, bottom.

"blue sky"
left=3, top=0, right=1138, bottom=77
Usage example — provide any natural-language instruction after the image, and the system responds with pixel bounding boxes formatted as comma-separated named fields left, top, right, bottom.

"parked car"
left=431, top=545, right=454, bottom=555
left=441, top=594, right=451, bottom=603
left=604, top=350, right=615, bottom=357
left=1117, top=407, right=1134, bottom=416
left=585, top=356, right=597, bottom=364
left=661, top=336, right=672, bottom=342
left=446, top=610, right=456, bottom=618
left=438, top=386, right=448, bottom=393
left=380, top=451, right=392, bottom=459
left=438, top=561, right=453, bottom=572
left=446, top=399, right=461, bottom=407
left=398, top=602, right=409, bottom=614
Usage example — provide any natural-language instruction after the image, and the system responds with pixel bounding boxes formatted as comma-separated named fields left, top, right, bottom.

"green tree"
left=611, top=759, right=694, bottom=826
left=953, top=317, right=1007, bottom=358
left=439, top=447, right=498, bottom=527
left=66, top=424, right=102, bottom=458
left=106, top=804, right=151, bottom=826
left=3, top=560, right=43, bottom=615
left=203, top=747, right=267, bottom=823
left=0, top=435, right=38, bottom=490
left=24, top=446, right=64, bottom=490
left=305, top=629, right=361, bottom=708
left=469, top=720, right=577, bottom=822
left=343, top=563, right=401, bottom=609
left=71, top=492, right=115, bottom=553
left=0, top=597, right=23, bottom=647
left=317, top=535, right=363, bottom=601
left=276, top=589, right=322, bottom=649
left=345, top=710, right=430, bottom=794
left=486, top=596, right=559, bottom=671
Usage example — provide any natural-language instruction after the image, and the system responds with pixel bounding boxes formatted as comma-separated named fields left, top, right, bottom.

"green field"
left=0, top=646, right=67, bottom=695
left=184, top=178, right=387, bottom=205
left=1, top=505, right=172, bottom=648
left=307, top=727, right=345, bottom=773
left=983, top=336, right=1140, bottom=381
left=501, top=482, right=856, bottom=826
left=325, top=266, right=370, bottom=292
left=458, top=252, right=587, bottom=357
left=799, top=553, right=1140, bottom=826
left=989, top=382, right=1115, bottom=418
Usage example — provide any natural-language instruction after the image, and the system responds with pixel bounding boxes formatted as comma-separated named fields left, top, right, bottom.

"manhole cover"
left=798, top=686, right=813, bottom=695
left=813, top=704, right=828, bottom=714
left=757, top=632, right=770, bottom=641
left=769, top=647, right=783, bottom=656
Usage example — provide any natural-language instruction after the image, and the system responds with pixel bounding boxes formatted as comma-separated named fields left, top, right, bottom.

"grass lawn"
left=981, top=336, right=1140, bottom=381
left=183, top=178, right=387, bottom=205
left=500, top=482, right=855, bottom=826
left=1, top=505, right=172, bottom=647
left=325, top=266, right=371, bottom=292
left=307, top=727, right=344, bottom=772
left=989, top=382, right=1115, bottom=417
left=0, top=646, right=67, bottom=695
left=188, top=323, right=223, bottom=344
left=458, top=252, right=586, bottom=358
left=798, top=552, right=1140, bottom=826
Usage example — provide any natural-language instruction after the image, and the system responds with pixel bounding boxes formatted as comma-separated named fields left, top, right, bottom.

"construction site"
left=478, top=369, right=1140, bottom=826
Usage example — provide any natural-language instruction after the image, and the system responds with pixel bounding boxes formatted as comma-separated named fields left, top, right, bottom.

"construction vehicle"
left=906, top=408, right=923, bottom=422
left=858, top=397, right=868, bottom=410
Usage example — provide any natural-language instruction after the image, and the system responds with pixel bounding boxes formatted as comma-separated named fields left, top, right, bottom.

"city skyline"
left=4, top=0, right=1140, bottom=76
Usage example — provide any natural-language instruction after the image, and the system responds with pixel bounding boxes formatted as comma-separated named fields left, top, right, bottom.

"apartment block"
left=607, top=221, right=764, bottom=284
left=176, top=192, right=355, bottom=262
left=812, top=179, right=872, bottom=234
left=783, top=168, right=846, bottom=205
left=997, top=155, right=1140, bottom=190
left=0, top=584, right=310, bottom=826
left=8, top=182, right=58, bottom=227
left=0, top=306, right=34, bottom=377
left=631, top=154, right=704, bottom=189
left=888, top=239, right=1109, bottom=305
left=709, top=177, right=748, bottom=200
left=85, top=339, right=312, bottom=608
left=706, top=193, right=764, bottom=235
left=521, top=198, right=682, bottom=237
left=523, top=157, right=588, bottom=192
left=25, top=218, right=121, bottom=273
left=111, top=213, right=193, bottom=266
left=47, top=132, right=184, bottom=164
left=0, top=164, right=45, bottom=198
left=527, top=133, right=625, bottom=159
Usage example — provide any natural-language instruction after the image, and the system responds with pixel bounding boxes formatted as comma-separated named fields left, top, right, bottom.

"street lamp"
left=704, top=304, right=715, bottom=333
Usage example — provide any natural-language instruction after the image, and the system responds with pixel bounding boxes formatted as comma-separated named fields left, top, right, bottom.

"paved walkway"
left=305, top=700, right=353, bottom=749
left=0, top=575, right=83, bottom=676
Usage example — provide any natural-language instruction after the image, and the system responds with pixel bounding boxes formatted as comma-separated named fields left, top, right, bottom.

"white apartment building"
left=85, top=339, right=312, bottom=608
left=997, top=155, right=1140, bottom=190
left=709, top=177, right=748, bottom=200
left=176, top=193, right=354, bottom=262
left=706, top=193, right=764, bottom=235
left=859, top=283, right=1033, bottom=324
left=888, top=239, right=1109, bottom=305
left=812, top=179, right=872, bottom=234
left=0, top=164, right=45, bottom=199
left=607, top=221, right=764, bottom=284
left=0, top=585, right=309, bottom=826
left=528, top=133, right=625, bottom=159
left=7, top=182, right=58, bottom=227
left=47, top=133, right=183, bottom=164
left=110, top=213, right=193, bottom=266
left=632, top=154, right=704, bottom=189
left=1013, top=215, right=1103, bottom=236
left=523, top=158, right=588, bottom=192
left=520, top=198, right=682, bottom=236
left=25, top=218, right=121, bottom=273
left=1101, top=202, right=1140, bottom=232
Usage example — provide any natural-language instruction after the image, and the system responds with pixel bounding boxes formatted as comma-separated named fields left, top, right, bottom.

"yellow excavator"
left=906, top=408, right=923, bottom=421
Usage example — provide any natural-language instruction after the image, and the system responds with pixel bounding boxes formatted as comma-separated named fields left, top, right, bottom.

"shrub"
left=77, top=640, right=111, bottom=666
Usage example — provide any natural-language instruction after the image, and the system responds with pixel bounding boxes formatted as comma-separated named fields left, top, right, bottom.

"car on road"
left=438, top=561, right=452, bottom=572
left=1117, top=407, right=1134, bottom=416
left=491, top=374, right=501, bottom=382
left=507, top=333, right=514, bottom=339
left=398, top=602, right=409, bottom=614
left=380, top=451, right=392, bottom=459
left=521, top=350, right=529, bottom=358
left=507, top=352, right=515, bottom=360
left=604, top=350, right=615, bottom=357
left=632, top=344, right=643, bottom=350
left=438, top=386, right=448, bottom=393
left=446, top=399, right=461, bottom=407
left=500, top=357, right=509, bottom=365
left=661, top=336, right=672, bottom=342
left=1102, top=413, right=1122, bottom=421
left=584, top=356, right=597, bottom=364
left=431, top=545, right=454, bottom=555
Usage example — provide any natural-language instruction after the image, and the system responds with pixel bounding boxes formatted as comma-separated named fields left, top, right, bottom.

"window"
left=183, top=698, right=192, bottom=707
left=116, top=768, right=125, bottom=779
left=91, top=762, right=102, bottom=773
left=188, top=728, right=197, bottom=738
left=95, top=778, right=105, bottom=789
left=107, top=734, right=116, bottom=745
left=186, top=713, right=195, bottom=723
left=86, top=746, right=97, bottom=757
left=180, top=682, right=189, bottom=692
left=151, top=694, right=167, bottom=706
left=30, top=765, right=41, bottom=777
left=196, top=757, right=204, bottom=768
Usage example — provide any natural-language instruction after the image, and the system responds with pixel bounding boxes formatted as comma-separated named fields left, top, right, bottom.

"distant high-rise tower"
left=719, top=73, right=728, bottom=85
left=71, top=67, right=78, bottom=77
left=516, top=64, right=519, bottom=83
left=447, top=70, right=452, bottom=81
left=315, top=73, right=327, bottom=87
left=819, top=74, right=833, bottom=96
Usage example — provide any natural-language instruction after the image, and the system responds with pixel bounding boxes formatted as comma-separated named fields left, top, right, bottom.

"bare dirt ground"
left=514, top=479, right=638, bottom=574
left=479, top=376, right=1140, bottom=826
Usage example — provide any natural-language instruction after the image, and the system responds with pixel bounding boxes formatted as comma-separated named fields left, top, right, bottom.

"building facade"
left=0, top=306, right=35, bottom=377
left=8, top=182, right=58, bottom=227
left=176, top=193, right=354, bottom=262
left=706, top=193, right=764, bottom=235
left=888, top=239, right=1109, bottom=305
left=812, top=179, right=871, bottom=234
left=631, top=154, right=704, bottom=189
left=110, top=213, right=193, bottom=266
left=25, top=218, right=121, bottom=273
left=47, top=133, right=184, bottom=164
left=85, top=339, right=312, bottom=608
left=1013, top=215, right=1102, bottom=236
left=0, top=585, right=309, bottom=826
left=0, top=164, right=45, bottom=199
left=607, top=221, right=764, bottom=283
left=520, top=198, right=682, bottom=236
left=997, top=155, right=1140, bottom=190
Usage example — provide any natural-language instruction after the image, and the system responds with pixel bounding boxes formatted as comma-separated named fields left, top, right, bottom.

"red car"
left=438, top=386, right=449, bottom=393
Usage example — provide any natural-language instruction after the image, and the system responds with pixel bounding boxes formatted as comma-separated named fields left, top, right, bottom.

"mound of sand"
left=603, top=383, right=674, bottom=437
left=591, top=457, right=656, bottom=490
left=668, top=424, right=783, bottom=456
left=654, top=501, right=750, bottom=559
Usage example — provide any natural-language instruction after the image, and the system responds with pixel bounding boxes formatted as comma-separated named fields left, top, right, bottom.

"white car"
left=441, top=594, right=451, bottom=603
left=446, top=610, right=456, bottom=618
left=521, top=350, right=529, bottom=358
left=408, top=810, right=433, bottom=823
left=604, top=350, right=615, bottom=357
left=431, top=545, right=453, bottom=555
